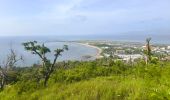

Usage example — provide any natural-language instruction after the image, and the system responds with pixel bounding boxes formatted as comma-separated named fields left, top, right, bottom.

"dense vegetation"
left=1, top=39, right=170, bottom=100
left=0, top=58, right=170, bottom=100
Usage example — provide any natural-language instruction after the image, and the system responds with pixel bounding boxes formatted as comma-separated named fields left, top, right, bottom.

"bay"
left=0, top=36, right=98, bottom=66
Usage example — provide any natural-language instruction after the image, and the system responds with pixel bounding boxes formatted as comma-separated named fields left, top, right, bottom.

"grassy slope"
left=1, top=76, right=170, bottom=100
left=1, top=61, right=170, bottom=100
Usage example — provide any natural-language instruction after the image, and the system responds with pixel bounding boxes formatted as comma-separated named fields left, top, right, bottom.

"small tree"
left=22, top=41, right=68, bottom=86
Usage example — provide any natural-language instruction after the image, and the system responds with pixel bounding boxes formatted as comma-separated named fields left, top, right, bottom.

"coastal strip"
left=77, top=42, right=103, bottom=59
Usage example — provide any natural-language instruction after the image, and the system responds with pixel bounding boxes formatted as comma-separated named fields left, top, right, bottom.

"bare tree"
left=145, top=38, right=152, bottom=64
left=0, top=48, right=23, bottom=90
left=22, top=41, right=68, bottom=86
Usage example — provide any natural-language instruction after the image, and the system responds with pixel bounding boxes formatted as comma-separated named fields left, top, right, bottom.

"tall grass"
left=1, top=61, right=170, bottom=100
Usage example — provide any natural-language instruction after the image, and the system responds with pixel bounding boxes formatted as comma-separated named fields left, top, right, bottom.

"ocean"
left=0, top=36, right=98, bottom=66
left=0, top=35, right=169, bottom=66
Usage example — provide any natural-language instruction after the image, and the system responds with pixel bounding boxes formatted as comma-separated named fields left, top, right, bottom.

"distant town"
left=78, top=40, right=170, bottom=63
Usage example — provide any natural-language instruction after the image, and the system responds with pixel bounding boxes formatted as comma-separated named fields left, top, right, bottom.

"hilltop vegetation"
left=0, top=58, right=170, bottom=100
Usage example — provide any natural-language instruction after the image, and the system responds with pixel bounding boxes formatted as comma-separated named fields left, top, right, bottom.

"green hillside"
left=1, top=59, right=170, bottom=100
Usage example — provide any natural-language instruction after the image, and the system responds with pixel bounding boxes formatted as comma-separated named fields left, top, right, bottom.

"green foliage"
left=1, top=59, right=170, bottom=100
left=22, top=41, right=68, bottom=87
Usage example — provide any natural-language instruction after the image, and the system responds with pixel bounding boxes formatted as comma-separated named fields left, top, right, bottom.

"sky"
left=0, top=0, right=170, bottom=36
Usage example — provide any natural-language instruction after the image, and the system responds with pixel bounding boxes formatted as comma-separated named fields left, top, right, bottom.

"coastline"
left=77, top=42, right=103, bottom=59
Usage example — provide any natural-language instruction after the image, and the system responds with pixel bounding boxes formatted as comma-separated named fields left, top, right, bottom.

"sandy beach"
left=77, top=42, right=103, bottom=59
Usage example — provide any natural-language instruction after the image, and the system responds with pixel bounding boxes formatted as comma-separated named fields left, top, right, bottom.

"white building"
left=116, top=54, right=143, bottom=62
left=102, top=47, right=109, bottom=49
left=160, top=47, right=166, bottom=50
left=167, top=46, right=170, bottom=49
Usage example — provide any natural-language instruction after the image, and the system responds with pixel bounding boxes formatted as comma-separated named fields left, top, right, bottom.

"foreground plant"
left=22, top=41, right=68, bottom=86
